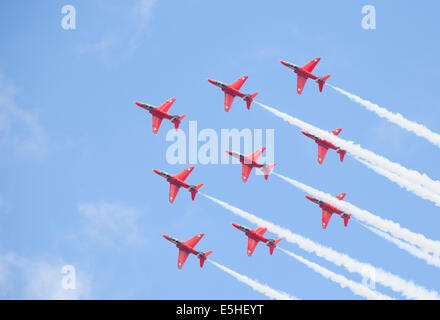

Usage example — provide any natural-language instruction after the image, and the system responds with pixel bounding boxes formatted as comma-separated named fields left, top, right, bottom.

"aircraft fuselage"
left=306, top=195, right=345, bottom=217
left=233, top=223, right=269, bottom=244
left=163, top=235, right=201, bottom=256
left=302, top=131, right=337, bottom=151
left=226, top=151, right=264, bottom=168
left=281, top=60, right=318, bottom=81
left=153, top=169, right=194, bottom=190
left=136, top=102, right=176, bottom=121
left=208, top=79, right=246, bottom=98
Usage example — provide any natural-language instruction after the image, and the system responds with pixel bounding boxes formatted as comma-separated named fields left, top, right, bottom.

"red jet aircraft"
left=225, top=147, right=276, bottom=183
left=163, top=233, right=213, bottom=269
left=302, top=128, right=347, bottom=164
left=153, top=166, right=203, bottom=203
left=232, top=223, right=282, bottom=256
left=280, top=58, right=330, bottom=95
left=208, top=76, right=258, bottom=112
left=305, top=193, right=352, bottom=229
left=135, top=98, right=186, bottom=134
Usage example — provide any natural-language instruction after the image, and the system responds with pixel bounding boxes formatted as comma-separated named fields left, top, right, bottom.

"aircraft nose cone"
left=301, top=131, right=307, bottom=136
left=135, top=101, right=142, bottom=106
left=280, top=60, right=287, bottom=65
left=305, top=195, right=312, bottom=201
left=162, top=234, right=169, bottom=239
left=207, top=78, right=214, bottom=84
left=231, top=223, right=238, bottom=228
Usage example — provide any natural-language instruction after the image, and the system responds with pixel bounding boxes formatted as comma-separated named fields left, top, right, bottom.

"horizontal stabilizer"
left=318, top=75, right=330, bottom=92
left=199, top=251, right=213, bottom=268
left=191, top=184, right=204, bottom=201
left=343, top=214, right=351, bottom=227
left=261, top=163, right=276, bottom=180
left=338, top=149, right=347, bottom=162
left=244, top=92, right=258, bottom=110
left=172, top=114, right=186, bottom=131
left=268, top=238, right=282, bottom=255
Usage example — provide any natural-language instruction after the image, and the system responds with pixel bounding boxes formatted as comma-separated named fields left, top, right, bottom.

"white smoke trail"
left=358, top=159, right=440, bottom=206
left=359, top=223, right=440, bottom=269
left=254, top=101, right=440, bottom=200
left=208, top=259, right=297, bottom=300
left=328, top=84, right=440, bottom=149
left=277, top=247, right=393, bottom=300
left=274, top=172, right=440, bottom=256
left=201, top=192, right=439, bottom=299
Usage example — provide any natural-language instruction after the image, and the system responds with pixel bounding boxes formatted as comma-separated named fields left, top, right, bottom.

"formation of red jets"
left=136, top=57, right=350, bottom=269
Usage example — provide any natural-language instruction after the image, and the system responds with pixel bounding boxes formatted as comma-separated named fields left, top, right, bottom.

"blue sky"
left=1, top=0, right=439, bottom=299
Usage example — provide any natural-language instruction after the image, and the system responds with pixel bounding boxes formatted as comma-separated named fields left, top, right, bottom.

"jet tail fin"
left=190, top=184, right=204, bottom=201
left=244, top=92, right=258, bottom=110
left=199, top=250, right=213, bottom=268
left=318, top=75, right=330, bottom=92
left=261, top=163, right=276, bottom=180
left=172, top=114, right=186, bottom=131
left=268, top=238, right=282, bottom=255
left=343, top=214, right=351, bottom=227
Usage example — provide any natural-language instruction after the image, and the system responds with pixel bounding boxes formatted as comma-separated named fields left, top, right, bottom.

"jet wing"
left=152, top=116, right=163, bottom=134
left=317, top=144, right=329, bottom=164
left=184, top=233, right=204, bottom=248
left=169, top=183, right=180, bottom=203
left=255, top=227, right=267, bottom=236
left=247, top=238, right=259, bottom=256
left=174, top=166, right=194, bottom=182
left=302, top=57, right=320, bottom=73
left=322, top=209, right=333, bottom=229
left=242, top=164, right=253, bottom=183
left=250, top=147, right=265, bottom=162
left=224, top=93, right=235, bottom=112
left=297, top=76, right=308, bottom=95
left=177, top=249, right=190, bottom=269
left=157, top=98, right=176, bottom=113
left=230, top=76, right=248, bottom=90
